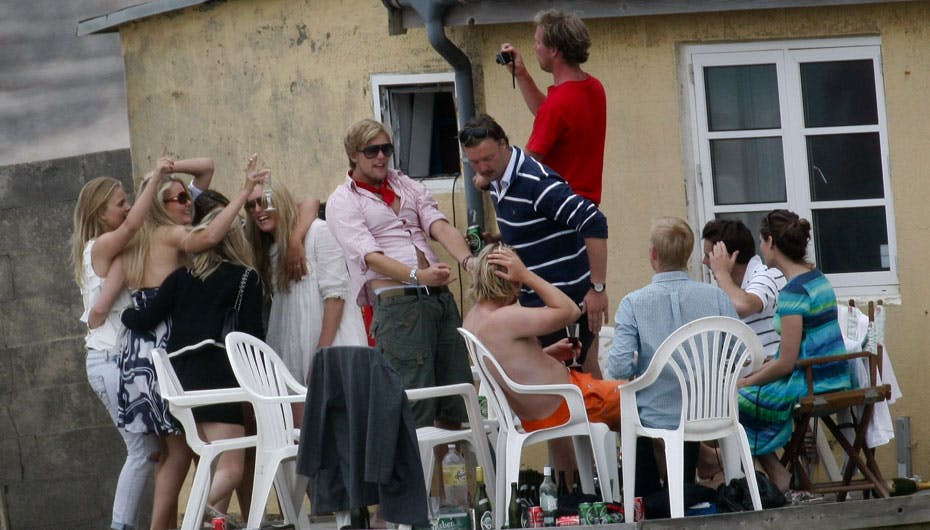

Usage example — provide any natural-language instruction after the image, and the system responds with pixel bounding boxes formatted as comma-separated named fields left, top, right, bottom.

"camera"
left=495, top=51, right=513, bottom=65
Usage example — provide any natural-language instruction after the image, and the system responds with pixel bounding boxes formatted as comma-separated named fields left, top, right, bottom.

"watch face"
left=592, top=282, right=605, bottom=293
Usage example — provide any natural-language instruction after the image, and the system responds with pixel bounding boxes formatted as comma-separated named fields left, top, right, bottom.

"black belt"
left=376, top=285, right=449, bottom=302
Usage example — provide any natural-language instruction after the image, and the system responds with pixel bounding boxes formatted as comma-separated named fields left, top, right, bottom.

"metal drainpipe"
left=384, top=0, right=485, bottom=233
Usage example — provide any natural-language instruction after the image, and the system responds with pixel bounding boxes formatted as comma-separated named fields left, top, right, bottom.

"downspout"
left=383, top=0, right=485, bottom=234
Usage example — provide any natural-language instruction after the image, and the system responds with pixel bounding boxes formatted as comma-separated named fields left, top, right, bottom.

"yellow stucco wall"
left=118, top=0, right=930, bottom=479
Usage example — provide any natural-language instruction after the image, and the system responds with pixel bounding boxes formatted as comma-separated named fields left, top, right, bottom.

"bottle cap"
left=544, top=466, right=552, bottom=475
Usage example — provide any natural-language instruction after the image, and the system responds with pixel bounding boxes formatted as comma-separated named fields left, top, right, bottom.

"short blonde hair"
left=470, top=242, right=521, bottom=303
left=343, top=119, right=392, bottom=169
left=650, top=217, right=694, bottom=271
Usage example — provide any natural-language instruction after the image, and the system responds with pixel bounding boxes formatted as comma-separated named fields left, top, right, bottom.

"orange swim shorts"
left=519, top=371, right=622, bottom=432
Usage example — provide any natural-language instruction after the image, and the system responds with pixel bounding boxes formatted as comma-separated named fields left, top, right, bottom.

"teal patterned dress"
left=738, top=269, right=850, bottom=455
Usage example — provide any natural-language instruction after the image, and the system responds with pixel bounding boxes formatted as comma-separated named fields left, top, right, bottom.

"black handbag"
left=716, top=470, right=786, bottom=512
left=221, top=268, right=251, bottom=338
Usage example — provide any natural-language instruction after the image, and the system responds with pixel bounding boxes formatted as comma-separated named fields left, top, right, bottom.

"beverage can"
left=634, top=496, right=645, bottom=522
left=577, top=502, right=593, bottom=525
left=466, top=225, right=482, bottom=255
left=211, top=516, right=226, bottom=530
left=592, top=502, right=608, bottom=525
left=555, top=515, right=579, bottom=527
left=527, top=506, right=544, bottom=528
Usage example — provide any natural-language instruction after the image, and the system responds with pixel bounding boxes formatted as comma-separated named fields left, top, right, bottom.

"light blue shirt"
left=608, top=270, right=737, bottom=429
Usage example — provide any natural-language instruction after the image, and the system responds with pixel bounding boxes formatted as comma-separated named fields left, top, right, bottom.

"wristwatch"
left=590, top=281, right=606, bottom=293
left=409, top=267, right=419, bottom=285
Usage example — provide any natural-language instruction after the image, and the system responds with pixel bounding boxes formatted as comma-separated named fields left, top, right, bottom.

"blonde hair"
left=650, top=216, right=694, bottom=271
left=123, top=174, right=190, bottom=289
left=244, top=182, right=300, bottom=296
left=188, top=209, right=256, bottom=280
left=470, top=242, right=521, bottom=303
left=71, top=177, right=123, bottom=287
left=343, top=119, right=392, bottom=170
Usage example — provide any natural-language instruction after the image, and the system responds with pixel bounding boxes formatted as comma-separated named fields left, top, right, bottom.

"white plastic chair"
left=150, top=340, right=256, bottom=530
left=224, top=332, right=310, bottom=530
left=404, top=382, right=498, bottom=504
left=458, top=328, right=618, bottom=529
left=620, top=316, right=765, bottom=519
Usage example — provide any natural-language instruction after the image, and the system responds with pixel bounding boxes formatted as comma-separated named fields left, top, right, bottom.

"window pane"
left=813, top=207, right=889, bottom=273
left=801, top=59, right=877, bottom=127
left=806, top=133, right=883, bottom=201
left=710, top=137, right=786, bottom=205
left=704, top=64, right=780, bottom=131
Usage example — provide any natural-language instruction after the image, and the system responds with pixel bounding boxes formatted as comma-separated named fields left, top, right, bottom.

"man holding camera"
left=499, top=9, right=607, bottom=205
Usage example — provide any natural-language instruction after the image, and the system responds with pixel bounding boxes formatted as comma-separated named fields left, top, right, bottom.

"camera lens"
left=495, top=51, right=512, bottom=65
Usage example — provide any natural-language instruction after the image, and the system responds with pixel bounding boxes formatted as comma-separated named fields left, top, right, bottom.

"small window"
left=371, top=73, right=460, bottom=179
left=686, top=38, right=898, bottom=296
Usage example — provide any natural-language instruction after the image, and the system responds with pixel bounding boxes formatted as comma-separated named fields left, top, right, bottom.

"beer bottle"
left=474, top=466, right=493, bottom=530
left=507, top=482, right=520, bottom=529
left=557, top=470, right=569, bottom=498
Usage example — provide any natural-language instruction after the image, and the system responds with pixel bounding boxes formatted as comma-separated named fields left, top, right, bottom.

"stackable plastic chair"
left=150, top=340, right=256, bottom=530
left=224, top=332, right=310, bottom=530
left=404, top=383, right=498, bottom=505
left=458, top=328, right=618, bottom=530
left=619, top=316, right=765, bottom=519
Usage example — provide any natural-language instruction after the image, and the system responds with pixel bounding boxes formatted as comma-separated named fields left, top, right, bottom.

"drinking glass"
left=566, top=323, right=581, bottom=368
left=262, top=171, right=276, bottom=212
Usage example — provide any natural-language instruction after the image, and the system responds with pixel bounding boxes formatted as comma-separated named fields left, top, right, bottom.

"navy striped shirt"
left=491, top=147, right=608, bottom=307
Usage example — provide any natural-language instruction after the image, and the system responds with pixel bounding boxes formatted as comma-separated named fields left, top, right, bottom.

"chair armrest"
left=164, top=387, right=250, bottom=408
left=406, top=383, right=485, bottom=427
left=167, top=339, right=223, bottom=358
left=797, top=351, right=871, bottom=368
left=244, top=393, right=307, bottom=405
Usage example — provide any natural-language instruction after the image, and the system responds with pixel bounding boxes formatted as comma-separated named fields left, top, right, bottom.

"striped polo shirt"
left=741, top=254, right=787, bottom=357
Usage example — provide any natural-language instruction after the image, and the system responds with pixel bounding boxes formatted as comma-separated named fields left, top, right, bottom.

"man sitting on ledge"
left=463, top=242, right=623, bottom=431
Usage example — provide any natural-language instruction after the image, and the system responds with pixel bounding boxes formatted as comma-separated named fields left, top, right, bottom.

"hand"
left=708, top=241, right=738, bottom=280
left=486, top=246, right=528, bottom=283
left=500, top=43, right=528, bottom=78
left=417, top=263, right=454, bottom=286
left=87, top=309, right=106, bottom=330
left=582, top=289, right=609, bottom=334
left=543, top=338, right=579, bottom=362
left=152, top=145, right=174, bottom=180
left=286, top=239, right=308, bottom=281
left=244, top=153, right=269, bottom=191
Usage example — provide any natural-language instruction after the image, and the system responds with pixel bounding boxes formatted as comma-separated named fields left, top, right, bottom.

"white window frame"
left=683, top=37, right=898, bottom=300
left=371, top=72, right=460, bottom=194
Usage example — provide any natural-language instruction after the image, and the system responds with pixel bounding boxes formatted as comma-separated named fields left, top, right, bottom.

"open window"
left=685, top=37, right=897, bottom=297
left=371, top=73, right=460, bottom=180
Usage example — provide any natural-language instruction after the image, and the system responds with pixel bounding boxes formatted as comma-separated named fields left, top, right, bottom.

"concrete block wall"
left=0, top=149, right=152, bottom=529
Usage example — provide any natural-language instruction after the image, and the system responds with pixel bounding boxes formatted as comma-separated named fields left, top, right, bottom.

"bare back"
left=463, top=301, right=570, bottom=421
left=140, top=225, right=191, bottom=288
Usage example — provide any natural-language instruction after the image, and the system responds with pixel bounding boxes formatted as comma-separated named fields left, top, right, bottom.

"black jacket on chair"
left=297, top=346, right=428, bottom=525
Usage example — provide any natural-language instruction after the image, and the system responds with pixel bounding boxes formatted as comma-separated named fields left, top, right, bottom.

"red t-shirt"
left=526, top=75, right=607, bottom=204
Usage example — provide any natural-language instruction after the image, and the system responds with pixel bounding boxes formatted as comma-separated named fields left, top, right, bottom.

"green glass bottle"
left=474, top=466, right=493, bottom=530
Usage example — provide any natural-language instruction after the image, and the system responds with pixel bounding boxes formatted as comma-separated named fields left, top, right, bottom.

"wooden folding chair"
left=780, top=301, right=892, bottom=500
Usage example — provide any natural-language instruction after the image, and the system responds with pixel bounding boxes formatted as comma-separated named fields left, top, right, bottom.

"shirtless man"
left=463, top=242, right=622, bottom=432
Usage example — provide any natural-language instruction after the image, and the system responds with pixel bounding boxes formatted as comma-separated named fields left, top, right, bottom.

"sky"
left=0, top=0, right=138, bottom=166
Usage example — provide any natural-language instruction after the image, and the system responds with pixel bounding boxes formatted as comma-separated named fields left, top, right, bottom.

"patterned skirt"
left=117, top=288, right=178, bottom=436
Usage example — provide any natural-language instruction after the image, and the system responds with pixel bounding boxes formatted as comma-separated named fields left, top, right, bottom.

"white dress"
left=267, top=219, right=367, bottom=382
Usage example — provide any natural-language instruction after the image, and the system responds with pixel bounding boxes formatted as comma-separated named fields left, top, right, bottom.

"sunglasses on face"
left=360, top=143, right=394, bottom=159
left=164, top=191, right=192, bottom=205
left=458, top=127, right=491, bottom=146
left=244, top=197, right=266, bottom=211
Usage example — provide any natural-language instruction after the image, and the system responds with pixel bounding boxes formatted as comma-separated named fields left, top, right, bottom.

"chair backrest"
left=597, top=325, right=614, bottom=376
left=225, top=332, right=306, bottom=448
left=635, top=316, right=764, bottom=429
left=458, top=328, right=521, bottom=434
left=150, top=346, right=207, bottom=453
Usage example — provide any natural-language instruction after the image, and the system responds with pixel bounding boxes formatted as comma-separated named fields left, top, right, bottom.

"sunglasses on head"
left=360, top=143, right=394, bottom=159
left=458, top=127, right=491, bottom=146
left=164, top=191, right=192, bottom=205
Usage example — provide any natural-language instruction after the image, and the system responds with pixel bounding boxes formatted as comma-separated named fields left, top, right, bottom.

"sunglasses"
left=458, top=127, right=491, bottom=146
left=244, top=198, right=266, bottom=211
left=164, top=191, right=192, bottom=205
left=360, top=143, right=395, bottom=159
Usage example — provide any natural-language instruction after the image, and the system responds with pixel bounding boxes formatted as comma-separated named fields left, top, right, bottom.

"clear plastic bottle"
left=538, top=466, right=558, bottom=527
left=442, top=444, right=468, bottom=509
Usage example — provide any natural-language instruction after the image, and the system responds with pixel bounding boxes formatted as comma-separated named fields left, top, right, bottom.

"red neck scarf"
left=354, top=176, right=396, bottom=205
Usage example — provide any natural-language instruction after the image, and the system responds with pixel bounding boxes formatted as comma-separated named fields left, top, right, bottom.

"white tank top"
left=80, top=240, right=132, bottom=352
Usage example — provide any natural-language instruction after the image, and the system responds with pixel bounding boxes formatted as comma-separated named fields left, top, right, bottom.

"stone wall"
left=0, top=149, right=150, bottom=529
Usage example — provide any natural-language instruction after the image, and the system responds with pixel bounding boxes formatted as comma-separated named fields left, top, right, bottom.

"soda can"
left=211, top=516, right=226, bottom=530
left=527, top=506, right=544, bottom=528
left=466, top=225, right=482, bottom=255
left=578, top=502, right=593, bottom=525
left=592, top=502, right=608, bottom=525
left=634, top=496, right=645, bottom=522
left=555, top=515, right=579, bottom=527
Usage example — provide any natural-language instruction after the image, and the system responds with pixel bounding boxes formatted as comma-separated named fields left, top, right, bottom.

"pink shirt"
left=327, top=169, right=448, bottom=306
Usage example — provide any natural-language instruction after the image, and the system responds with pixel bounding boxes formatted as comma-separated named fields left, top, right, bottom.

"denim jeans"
left=86, top=349, right=159, bottom=530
